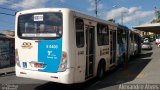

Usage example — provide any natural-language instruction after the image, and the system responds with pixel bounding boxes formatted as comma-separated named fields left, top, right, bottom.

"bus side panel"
left=61, top=10, right=76, bottom=83
left=74, top=17, right=86, bottom=83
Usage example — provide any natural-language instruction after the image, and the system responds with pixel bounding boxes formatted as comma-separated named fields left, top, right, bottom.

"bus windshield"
left=18, top=12, right=62, bottom=40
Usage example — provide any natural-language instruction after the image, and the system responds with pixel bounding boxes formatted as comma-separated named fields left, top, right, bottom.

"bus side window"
left=76, top=18, right=84, bottom=48
left=97, top=23, right=109, bottom=46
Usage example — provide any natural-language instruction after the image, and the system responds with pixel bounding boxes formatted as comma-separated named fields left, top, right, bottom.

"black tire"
left=122, top=54, right=127, bottom=68
left=97, top=62, right=105, bottom=80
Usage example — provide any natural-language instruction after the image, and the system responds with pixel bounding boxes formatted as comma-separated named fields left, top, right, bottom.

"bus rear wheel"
left=97, top=62, right=105, bottom=80
left=122, top=54, right=127, bottom=69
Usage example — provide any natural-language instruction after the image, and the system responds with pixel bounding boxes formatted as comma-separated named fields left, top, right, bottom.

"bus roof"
left=16, top=8, right=117, bottom=27
left=73, top=10, right=117, bottom=27
left=117, top=24, right=130, bottom=30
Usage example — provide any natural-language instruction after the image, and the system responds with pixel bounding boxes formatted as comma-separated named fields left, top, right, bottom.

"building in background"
left=134, top=29, right=154, bottom=39
left=0, top=30, right=15, bottom=68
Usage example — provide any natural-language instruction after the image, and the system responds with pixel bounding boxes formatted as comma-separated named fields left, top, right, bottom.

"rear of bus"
left=15, top=8, right=74, bottom=84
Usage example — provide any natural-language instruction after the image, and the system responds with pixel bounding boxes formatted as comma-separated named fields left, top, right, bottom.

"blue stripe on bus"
left=38, top=38, right=62, bottom=73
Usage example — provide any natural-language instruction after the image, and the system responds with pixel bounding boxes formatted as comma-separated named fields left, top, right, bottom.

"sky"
left=0, top=0, right=159, bottom=31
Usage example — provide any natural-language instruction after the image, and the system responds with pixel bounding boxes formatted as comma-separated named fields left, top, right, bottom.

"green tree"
left=151, top=9, right=160, bottom=23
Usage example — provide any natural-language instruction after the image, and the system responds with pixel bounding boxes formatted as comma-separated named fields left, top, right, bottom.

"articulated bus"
left=15, top=8, right=141, bottom=84
left=117, top=25, right=141, bottom=62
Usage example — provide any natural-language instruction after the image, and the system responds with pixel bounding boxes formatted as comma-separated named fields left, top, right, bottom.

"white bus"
left=15, top=8, right=139, bottom=84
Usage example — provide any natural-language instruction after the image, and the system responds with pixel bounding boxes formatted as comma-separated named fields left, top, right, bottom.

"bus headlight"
left=15, top=49, right=21, bottom=67
left=58, top=51, right=67, bottom=72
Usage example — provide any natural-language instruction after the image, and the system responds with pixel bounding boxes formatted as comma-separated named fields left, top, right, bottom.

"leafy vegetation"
left=151, top=10, right=160, bottom=23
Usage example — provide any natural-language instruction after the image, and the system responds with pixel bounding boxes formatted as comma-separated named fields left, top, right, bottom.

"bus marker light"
left=35, top=40, right=40, bottom=43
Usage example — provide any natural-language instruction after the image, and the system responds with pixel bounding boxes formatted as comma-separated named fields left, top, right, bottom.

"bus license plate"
left=34, top=63, right=43, bottom=68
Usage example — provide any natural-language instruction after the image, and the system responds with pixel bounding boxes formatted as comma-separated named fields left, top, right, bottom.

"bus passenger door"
left=85, top=25, right=95, bottom=79
left=110, top=30, right=117, bottom=64
left=75, top=18, right=86, bottom=82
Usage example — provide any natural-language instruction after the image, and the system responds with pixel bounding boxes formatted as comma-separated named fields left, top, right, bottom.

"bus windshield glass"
left=18, top=12, right=62, bottom=40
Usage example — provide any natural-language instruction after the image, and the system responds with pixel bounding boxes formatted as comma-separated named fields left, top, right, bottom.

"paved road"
left=87, top=43, right=160, bottom=90
left=0, top=42, right=159, bottom=90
